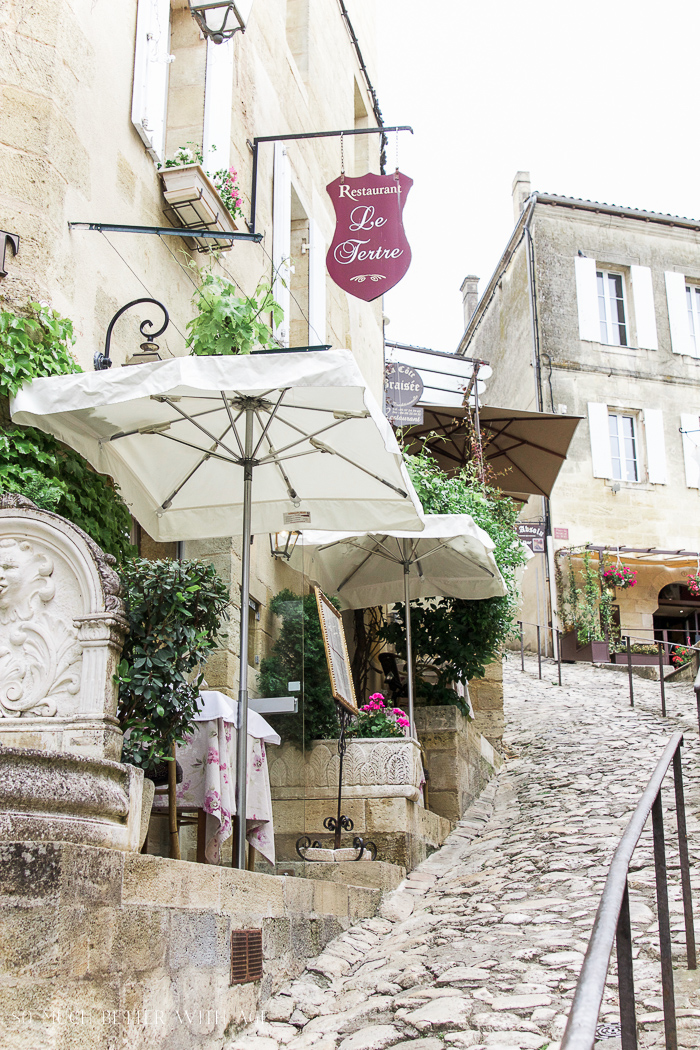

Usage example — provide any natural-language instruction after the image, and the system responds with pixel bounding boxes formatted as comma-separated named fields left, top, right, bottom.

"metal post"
left=616, top=878, right=638, bottom=1050
left=334, top=712, right=348, bottom=850
left=659, top=641, right=667, bottom=717
left=694, top=669, right=700, bottom=739
left=234, top=407, right=254, bottom=870
left=403, top=541, right=415, bottom=737
left=672, top=748, right=697, bottom=970
left=557, top=628, right=562, bottom=687
left=626, top=635, right=634, bottom=708
left=537, top=624, right=542, bottom=680
left=651, top=792, right=678, bottom=1050
left=519, top=621, right=524, bottom=672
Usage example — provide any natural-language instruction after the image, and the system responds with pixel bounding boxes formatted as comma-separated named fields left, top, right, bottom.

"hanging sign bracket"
left=246, top=125, right=413, bottom=235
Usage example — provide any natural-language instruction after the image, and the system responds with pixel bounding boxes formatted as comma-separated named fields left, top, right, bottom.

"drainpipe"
left=523, top=196, right=558, bottom=655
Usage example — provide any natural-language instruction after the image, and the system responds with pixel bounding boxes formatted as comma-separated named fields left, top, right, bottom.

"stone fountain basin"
left=0, top=745, right=144, bottom=851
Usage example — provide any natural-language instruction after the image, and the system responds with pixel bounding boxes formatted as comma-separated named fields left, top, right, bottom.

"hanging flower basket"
left=601, top=565, right=637, bottom=589
left=687, top=573, right=700, bottom=597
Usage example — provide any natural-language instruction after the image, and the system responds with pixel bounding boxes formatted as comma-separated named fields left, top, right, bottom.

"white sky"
left=376, top=0, right=700, bottom=354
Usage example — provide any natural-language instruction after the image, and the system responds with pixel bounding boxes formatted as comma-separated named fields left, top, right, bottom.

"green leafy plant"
left=671, top=643, right=694, bottom=668
left=381, top=450, right=528, bottom=711
left=259, top=589, right=339, bottom=748
left=0, top=426, right=135, bottom=562
left=187, top=273, right=284, bottom=356
left=0, top=303, right=80, bottom=400
left=557, top=550, right=619, bottom=646
left=116, top=559, right=230, bottom=771
left=347, top=694, right=408, bottom=738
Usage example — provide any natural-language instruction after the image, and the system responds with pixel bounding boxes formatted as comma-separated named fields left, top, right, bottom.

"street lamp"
left=189, top=1, right=254, bottom=44
left=269, top=531, right=300, bottom=561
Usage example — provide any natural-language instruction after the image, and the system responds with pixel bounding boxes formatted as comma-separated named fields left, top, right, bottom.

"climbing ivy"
left=0, top=304, right=134, bottom=561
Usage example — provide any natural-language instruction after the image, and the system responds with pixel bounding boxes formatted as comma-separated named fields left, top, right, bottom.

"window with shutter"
left=630, top=266, right=658, bottom=350
left=131, top=0, right=172, bottom=164
left=643, top=409, right=667, bottom=484
left=680, top=413, right=700, bottom=488
left=665, top=272, right=695, bottom=357
left=203, top=38, right=234, bottom=174
left=597, top=270, right=628, bottom=346
left=272, top=142, right=292, bottom=347
left=587, top=402, right=613, bottom=479
left=575, top=256, right=599, bottom=342
left=608, top=412, right=639, bottom=482
left=307, top=216, right=326, bottom=344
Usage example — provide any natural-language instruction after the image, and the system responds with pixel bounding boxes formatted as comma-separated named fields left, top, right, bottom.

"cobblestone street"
left=230, top=656, right=700, bottom=1050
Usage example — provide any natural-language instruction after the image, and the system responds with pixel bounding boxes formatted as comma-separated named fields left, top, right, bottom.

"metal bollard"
left=537, top=624, right=542, bottom=680
left=658, top=641, right=667, bottom=717
left=626, top=635, right=634, bottom=707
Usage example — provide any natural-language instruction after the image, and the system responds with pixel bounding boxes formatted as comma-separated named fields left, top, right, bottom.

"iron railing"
left=561, top=732, right=696, bottom=1050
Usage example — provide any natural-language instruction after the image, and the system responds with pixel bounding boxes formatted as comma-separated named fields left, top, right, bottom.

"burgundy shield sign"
left=326, top=172, right=413, bottom=302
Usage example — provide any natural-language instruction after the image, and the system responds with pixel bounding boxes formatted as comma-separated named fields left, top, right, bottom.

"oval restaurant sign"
left=326, top=172, right=413, bottom=301
left=386, top=363, right=423, bottom=407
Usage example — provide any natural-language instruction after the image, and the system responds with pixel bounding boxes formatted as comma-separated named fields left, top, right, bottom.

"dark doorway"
left=653, top=583, right=700, bottom=648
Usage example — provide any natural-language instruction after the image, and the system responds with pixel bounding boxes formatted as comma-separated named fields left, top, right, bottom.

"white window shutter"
left=575, top=256, right=600, bottom=342
left=307, top=217, right=326, bottom=344
left=665, top=271, right=694, bottom=357
left=681, top=412, right=700, bottom=488
left=643, top=409, right=666, bottom=484
left=272, top=142, right=292, bottom=347
left=630, top=266, right=658, bottom=350
left=131, top=0, right=172, bottom=163
left=203, top=38, right=234, bottom=173
left=588, top=402, right=613, bottom=479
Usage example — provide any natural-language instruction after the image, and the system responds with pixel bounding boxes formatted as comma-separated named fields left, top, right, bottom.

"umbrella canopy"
left=402, top=405, right=581, bottom=499
left=292, top=515, right=506, bottom=733
left=11, top=349, right=424, bottom=541
left=11, top=348, right=425, bottom=868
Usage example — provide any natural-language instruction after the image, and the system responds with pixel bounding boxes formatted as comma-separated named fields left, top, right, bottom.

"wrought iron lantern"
left=269, top=531, right=299, bottom=561
left=189, top=1, right=254, bottom=44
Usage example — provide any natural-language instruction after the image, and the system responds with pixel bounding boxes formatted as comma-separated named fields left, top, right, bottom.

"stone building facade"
left=458, top=173, right=700, bottom=653
left=0, top=0, right=385, bottom=695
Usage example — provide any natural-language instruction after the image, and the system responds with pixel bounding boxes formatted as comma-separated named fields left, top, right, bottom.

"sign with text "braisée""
left=326, top=172, right=413, bottom=301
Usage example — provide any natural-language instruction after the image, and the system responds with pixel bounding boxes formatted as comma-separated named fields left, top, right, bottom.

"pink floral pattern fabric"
left=153, top=719, right=275, bottom=865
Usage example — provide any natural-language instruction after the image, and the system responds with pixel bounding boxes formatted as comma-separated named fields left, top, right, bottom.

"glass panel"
left=622, top=415, right=638, bottom=482
left=597, top=272, right=608, bottom=342
left=609, top=413, right=622, bottom=479
left=608, top=273, right=627, bottom=346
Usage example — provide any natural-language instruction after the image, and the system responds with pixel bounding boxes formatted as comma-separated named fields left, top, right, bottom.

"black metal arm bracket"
left=246, top=125, right=413, bottom=235
left=69, top=221, right=262, bottom=243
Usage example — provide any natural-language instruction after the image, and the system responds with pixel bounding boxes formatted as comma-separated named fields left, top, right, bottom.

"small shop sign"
left=326, top=172, right=413, bottom=301
left=553, top=527, right=569, bottom=540
left=516, top=521, right=546, bottom=552
left=384, top=362, right=424, bottom=427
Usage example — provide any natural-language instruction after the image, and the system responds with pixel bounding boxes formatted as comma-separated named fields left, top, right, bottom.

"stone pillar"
left=468, top=656, right=504, bottom=750
left=512, top=170, right=532, bottom=222
left=460, top=275, right=480, bottom=327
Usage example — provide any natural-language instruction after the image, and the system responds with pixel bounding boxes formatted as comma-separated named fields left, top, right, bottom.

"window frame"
left=597, top=268, right=629, bottom=347
left=608, top=410, right=640, bottom=483
left=686, top=283, right=700, bottom=356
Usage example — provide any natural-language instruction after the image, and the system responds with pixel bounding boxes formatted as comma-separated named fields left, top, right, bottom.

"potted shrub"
left=116, top=558, right=230, bottom=858
left=671, top=643, right=694, bottom=669
left=158, top=144, right=244, bottom=251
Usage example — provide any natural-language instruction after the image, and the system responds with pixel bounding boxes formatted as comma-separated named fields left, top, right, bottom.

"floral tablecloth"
left=152, top=719, right=275, bottom=865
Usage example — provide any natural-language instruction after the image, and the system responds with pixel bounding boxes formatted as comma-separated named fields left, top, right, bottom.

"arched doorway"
left=653, top=582, right=700, bottom=648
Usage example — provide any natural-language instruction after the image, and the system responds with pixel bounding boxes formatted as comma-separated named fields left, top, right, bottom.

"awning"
left=401, top=405, right=581, bottom=499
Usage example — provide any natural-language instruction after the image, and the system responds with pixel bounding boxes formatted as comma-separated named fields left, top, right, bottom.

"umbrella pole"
left=234, top=406, right=254, bottom=870
left=403, top=542, right=415, bottom=737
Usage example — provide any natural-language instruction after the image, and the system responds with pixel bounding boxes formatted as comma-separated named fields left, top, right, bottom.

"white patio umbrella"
left=292, top=514, right=507, bottom=734
left=11, top=349, right=424, bottom=867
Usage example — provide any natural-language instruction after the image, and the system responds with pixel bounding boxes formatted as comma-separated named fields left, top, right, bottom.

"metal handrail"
left=561, top=732, right=696, bottom=1050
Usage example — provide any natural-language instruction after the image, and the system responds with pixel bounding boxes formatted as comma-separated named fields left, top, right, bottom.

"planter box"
left=159, top=163, right=238, bottom=252
left=269, top=736, right=424, bottom=803
left=560, top=631, right=610, bottom=663
left=610, top=651, right=670, bottom=666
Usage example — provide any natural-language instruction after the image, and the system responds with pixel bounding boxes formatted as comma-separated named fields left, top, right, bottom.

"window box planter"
left=560, top=630, right=610, bottom=664
left=158, top=163, right=238, bottom=252
left=610, top=651, right=670, bottom=666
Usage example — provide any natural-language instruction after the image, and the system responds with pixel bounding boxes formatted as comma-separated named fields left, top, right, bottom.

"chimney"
left=460, top=275, right=480, bottom=328
left=512, top=170, right=531, bottom=222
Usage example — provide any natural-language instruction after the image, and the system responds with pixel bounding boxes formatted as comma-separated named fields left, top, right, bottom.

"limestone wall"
left=0, top=840, right=381, bottom=1050
left=414, top=704, right=502, bottom=823
left=468, top=656, right=505, bottom=749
